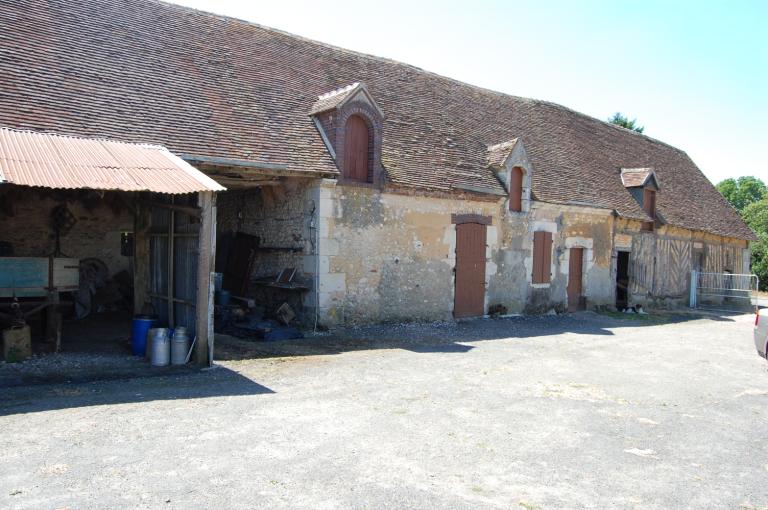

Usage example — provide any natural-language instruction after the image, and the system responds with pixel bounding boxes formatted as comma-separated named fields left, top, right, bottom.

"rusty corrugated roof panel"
left=0, top=128, right=224, bottom=193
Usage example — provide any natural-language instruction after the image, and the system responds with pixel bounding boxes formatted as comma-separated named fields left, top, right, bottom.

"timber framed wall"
left=614, top=218, right=750, bottom=308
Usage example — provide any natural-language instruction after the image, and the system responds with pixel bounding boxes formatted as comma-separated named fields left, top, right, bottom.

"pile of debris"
left=216, top=298, right=302, bottom=341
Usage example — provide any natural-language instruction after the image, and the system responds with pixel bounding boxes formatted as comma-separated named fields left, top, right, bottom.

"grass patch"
left=597, top=310, right=680, bottom=324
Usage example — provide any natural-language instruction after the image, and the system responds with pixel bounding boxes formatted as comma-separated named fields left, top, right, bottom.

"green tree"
left=743, top=199, right=768, bottom=290
left=607, top=112, right=644, bottom=133
left=715, top=176, right=767, bottom=212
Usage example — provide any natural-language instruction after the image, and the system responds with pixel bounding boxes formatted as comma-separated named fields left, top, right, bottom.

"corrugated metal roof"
left=0, top=128, right=224, bottom=193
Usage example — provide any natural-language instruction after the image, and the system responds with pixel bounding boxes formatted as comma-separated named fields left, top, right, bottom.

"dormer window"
left=309, top=82, right=384, bottom=186
left=487, top=138, right=533, bottom=214
left=642, top=188, right=656, bottom=231
left=620, top=168, right=660, bottom=232
left=509, top=166, right=524, bottom=212
left=343, top=114, right=371, bottom=182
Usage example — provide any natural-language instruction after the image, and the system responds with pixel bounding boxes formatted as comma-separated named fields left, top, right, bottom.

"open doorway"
left=616, top=251, right=630, bottom=310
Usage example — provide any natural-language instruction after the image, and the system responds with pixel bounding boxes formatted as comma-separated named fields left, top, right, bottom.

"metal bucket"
left=170, top=327, right=190, bottom=365
left=149, top=328, right=170, bottom=367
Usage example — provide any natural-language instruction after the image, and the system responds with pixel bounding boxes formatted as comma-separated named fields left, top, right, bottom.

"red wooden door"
left=343, top=115, right=369, bottom=182
left=567, top=247, right=584, bottom=312
left=509, top=167, right=523, bottom=212
left=454, top=222, right=487, bottom=318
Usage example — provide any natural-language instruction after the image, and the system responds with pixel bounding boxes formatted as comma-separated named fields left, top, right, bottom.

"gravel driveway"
left=1, top=312, right=767, bottom=509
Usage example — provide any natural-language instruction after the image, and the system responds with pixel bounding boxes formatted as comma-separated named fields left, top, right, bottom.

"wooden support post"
left=45, top=290, right=61, bottom=351
left=195, top=191, right=217, bottom=365
left=133, top=200, right=151, bottom=314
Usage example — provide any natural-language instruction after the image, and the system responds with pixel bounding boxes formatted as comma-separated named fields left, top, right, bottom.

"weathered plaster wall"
left=308, top=180, right=501, bottom=325
left=0, top=188, right=133, bottom=277
left=494, top=203, right=615, bottom=314
left=243, top=178, right=752, bottom=325
left=308, top=180, right=618, bottom=326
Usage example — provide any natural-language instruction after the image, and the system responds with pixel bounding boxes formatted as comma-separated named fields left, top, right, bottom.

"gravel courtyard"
left=1, top=312, right=767, bottom=509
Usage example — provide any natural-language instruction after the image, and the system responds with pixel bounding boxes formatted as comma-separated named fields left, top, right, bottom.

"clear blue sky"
left=174, top=0, right=767, bottom=185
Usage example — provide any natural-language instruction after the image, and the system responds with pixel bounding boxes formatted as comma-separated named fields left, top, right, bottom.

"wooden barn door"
left=454, top=222, right=487, bottom=318
left=567, top=247, right=584, bottom=312
left=343, top=115, right=370, bottom=182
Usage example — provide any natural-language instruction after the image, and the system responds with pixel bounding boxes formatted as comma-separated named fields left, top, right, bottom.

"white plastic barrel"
left=149, top=328, right=170, bottom=367
left=170, top=327, right=189, bottom=365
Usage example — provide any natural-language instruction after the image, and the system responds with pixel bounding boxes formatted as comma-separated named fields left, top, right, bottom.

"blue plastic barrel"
left=131, top=316, right=156, bottom=356
left=217, top=290, right=231, bottom=306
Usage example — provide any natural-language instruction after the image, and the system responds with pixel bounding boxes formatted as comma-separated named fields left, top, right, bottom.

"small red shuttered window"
left=509, top=166, right=523, bottom=212
left=532, top=231, right=553, bottom=284
left=343, top=115, right=370, bottom=182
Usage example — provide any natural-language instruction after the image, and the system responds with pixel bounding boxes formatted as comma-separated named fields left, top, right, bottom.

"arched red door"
left=343, top=115, right=370, bottom=182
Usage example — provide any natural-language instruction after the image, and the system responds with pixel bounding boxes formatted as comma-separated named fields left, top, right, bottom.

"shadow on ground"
left=0, top=365, right=274, bottom=417
left=215, top=310, right=739, bottom=361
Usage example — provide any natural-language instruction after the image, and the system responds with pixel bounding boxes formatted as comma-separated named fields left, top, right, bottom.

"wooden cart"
left=0, top=256, right=79, bottom=351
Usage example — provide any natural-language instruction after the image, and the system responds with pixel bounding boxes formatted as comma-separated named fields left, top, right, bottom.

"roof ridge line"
left=156, top=0, right=685, bottom=156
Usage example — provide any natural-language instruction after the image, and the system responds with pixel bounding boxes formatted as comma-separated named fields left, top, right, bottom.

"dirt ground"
left=1, top=311, right=767, bottom=509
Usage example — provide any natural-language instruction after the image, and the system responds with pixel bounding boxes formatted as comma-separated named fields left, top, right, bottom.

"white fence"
left=690, top=271, right=759, bottom=312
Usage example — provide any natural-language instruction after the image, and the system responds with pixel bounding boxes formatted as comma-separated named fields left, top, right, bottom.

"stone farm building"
left=0, top=0, right=756, bottom=328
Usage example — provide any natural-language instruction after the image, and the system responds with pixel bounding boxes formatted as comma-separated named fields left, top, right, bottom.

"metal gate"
left=690, top=270, right=759, bottom=312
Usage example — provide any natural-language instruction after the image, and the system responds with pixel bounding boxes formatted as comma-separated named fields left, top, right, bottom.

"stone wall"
left=520, top=203, right=614, bottom=314
left=308, top=180, right=618, bottom=325
left=0, top=187, right=133, bottom=277
left=307, top=180, right=499, bottom=324
left=216, top=179, right=316, bottom=318
left=218, top=178, right=751, bottom=326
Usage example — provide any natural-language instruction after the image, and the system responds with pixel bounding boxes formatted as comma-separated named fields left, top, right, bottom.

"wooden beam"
left=212, top=176, right=281, bottom=188
left=137, top=199, right=201, bottom=218
left=195, top=191, right=217, bottom=366
left=133, top=201, right=151, bottom=314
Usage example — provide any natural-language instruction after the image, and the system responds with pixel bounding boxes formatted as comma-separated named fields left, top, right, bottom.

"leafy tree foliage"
left=607, top=112, right=644, bottom=133
left=742, top=199, right=768, bottom=290
left=715, top=176, right=767, bottom=212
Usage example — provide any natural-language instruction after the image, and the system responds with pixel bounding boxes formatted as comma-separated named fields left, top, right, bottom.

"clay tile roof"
left=621, top=168, right=658, bottom=188
left=487, top=139, right=519, bottom=169
left=0, top=127, right=224, bottom=193
left=0, top=0, right=756, bottom=241
left=310, top=83, right=361, bottom=115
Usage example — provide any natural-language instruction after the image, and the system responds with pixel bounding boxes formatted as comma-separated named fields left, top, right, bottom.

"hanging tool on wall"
left=50, top=204, right=77, bottom=256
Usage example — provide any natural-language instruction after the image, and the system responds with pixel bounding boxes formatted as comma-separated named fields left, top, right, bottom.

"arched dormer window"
left=509, top=166, right=524, bottom=212
left=309, top=82, right=384, bottom=186
left=343, top=114, right=371, bottom=183
left=487, top=139, right=532, bottom=214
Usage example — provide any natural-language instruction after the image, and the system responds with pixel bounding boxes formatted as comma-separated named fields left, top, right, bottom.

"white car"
left=755, top=309, right=768, bottom=359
